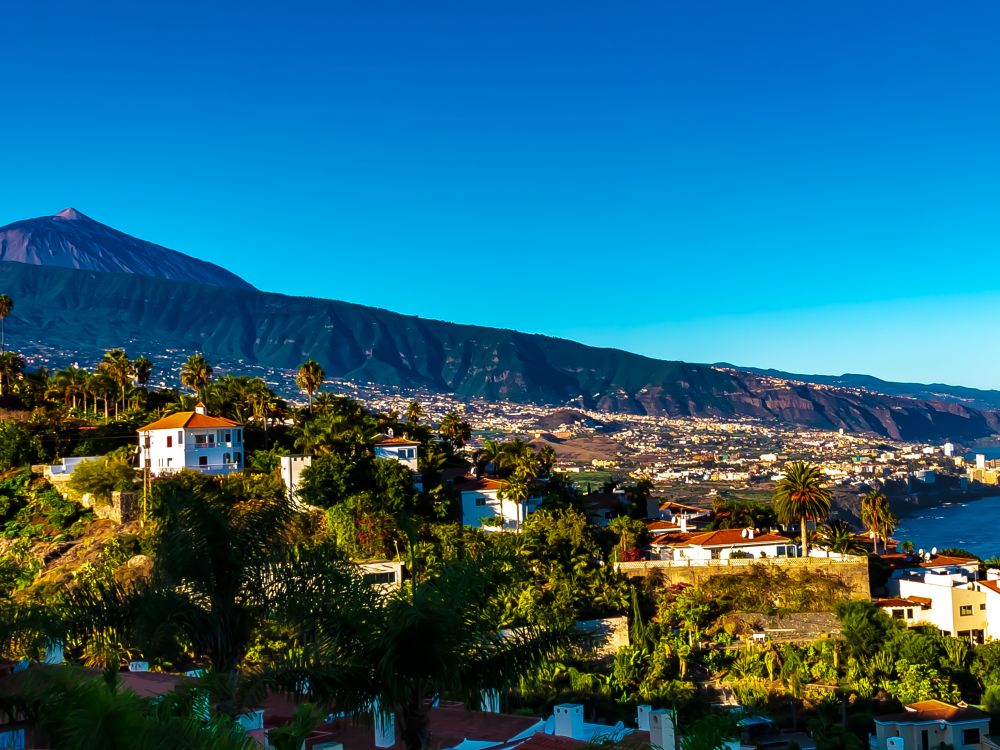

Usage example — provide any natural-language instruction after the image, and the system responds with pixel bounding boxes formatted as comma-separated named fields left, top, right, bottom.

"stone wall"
left=616, top=556, right=871, bottom=599
left=574, top=616, right=630, bottom=658
left=92, top=491, right=139, bottom=525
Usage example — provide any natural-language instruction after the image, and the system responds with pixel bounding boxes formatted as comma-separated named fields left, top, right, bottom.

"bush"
left=67, top=455, right=137, bottom=505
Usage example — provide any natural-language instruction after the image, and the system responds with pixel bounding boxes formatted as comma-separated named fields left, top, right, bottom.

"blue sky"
left=2, top=1, right=999, bottom=387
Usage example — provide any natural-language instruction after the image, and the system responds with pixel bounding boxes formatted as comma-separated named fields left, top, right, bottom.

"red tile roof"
left=875, top=700, right=987, bottom=724
left=878, top=552, right=979, bottom=571
left=458, top=477, right=507, bottom=492
left=980, top=580, right=1000, bottom=596
left=375, top=437, right=420, bottom=446
left=291, top=702, right=541, bottom=750
left=138, top=411, right=240, bottom=431
left=676, top=529, right=790, bottom=548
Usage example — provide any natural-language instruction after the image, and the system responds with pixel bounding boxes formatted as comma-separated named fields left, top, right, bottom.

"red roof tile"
left=677, top=529, right=790, bottom=548
left=375, top=437, right=421, bottom=446
left=138, top=411, right=240, bottom=431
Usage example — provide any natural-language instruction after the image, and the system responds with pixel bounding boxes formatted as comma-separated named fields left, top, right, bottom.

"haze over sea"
left=895, top=496, right=1000, bottom=560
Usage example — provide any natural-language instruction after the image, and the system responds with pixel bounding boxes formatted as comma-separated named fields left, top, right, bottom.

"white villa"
left=459, top=476, right=542, bottom=531
left=651, top=528, right=797, bottom=561
left=374, top=434, right=419, bottom=471
left=138, top=403, right=243, bottom=477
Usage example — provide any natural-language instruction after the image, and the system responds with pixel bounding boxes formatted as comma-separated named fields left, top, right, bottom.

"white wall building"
left=460, top=477, right=542, bottom=531
left=279, top=454, right=312, bottom=503
left=897, top=569, right=986, bottom=641
left=662, top=529, right=797, bottom=562
left=374, top=436, right=420, bottom=471
left=137, top=404, right=243, bottom=477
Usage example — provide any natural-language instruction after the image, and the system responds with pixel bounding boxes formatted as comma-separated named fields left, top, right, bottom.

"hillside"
left=3, top=259, right=999, bottom=441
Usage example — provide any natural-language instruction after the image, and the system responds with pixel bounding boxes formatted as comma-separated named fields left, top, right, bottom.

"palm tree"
left=860, top=488, right=897, bottom=554
left=773, top=461, right=832, bottom=556
left=89, top=370, right=116, bottom=421
left=0, top=351, right=25, bottom=397
left=284, top=560, right=567, bottom=750
left=476, top=439, right=505, bottom=475
left=100, top=349, right=132, bottom=418
left=295, top=360, right=325, bottom=412
left=180, top=353, right=213, bottom=402
left=439, top=411, right=470, bottom=449
left=0, top=294, right=12, bottom=353
left=815, top=520, right=865, bottom=555
left=133, top=356, right=153, bottom=389
left=405, top=400, right=423, bottom=424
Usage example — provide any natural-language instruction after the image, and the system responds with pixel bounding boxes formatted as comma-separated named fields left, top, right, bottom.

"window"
left=166, top=436, right=172, bottom=448
left=981, top=603, right=987, bottom=610
left=234, top=453, right=241, bottom=466
left=223, top=453, right=231, bottom=465
left=199, top=456, right=208, bottom=467
left=363, top=572, right=397, bottom=585
left=892, top=609, right=904, bottom=619
left=960, top=605, right=974, bottom=617
left=177, top=431, right=183, bottom=445
left=475, top=497, right=487, bottom=506
left=906, top=608, right=914, bottom=619
left=225, top=431, right=231, bottom=444
left=963, top=728, right=980, bottom=745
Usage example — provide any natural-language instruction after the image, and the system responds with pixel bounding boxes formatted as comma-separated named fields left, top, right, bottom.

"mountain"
left=0, top=209, right=998, bottom=442
left=714, top=364, right=1000, bottom=412
left=0, top=208, right=253, bottom=290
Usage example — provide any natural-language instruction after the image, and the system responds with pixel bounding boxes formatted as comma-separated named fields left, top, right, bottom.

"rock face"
left=0, top=208, right=252, bottom=289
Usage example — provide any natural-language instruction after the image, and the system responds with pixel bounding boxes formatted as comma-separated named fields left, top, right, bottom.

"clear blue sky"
left=2, top=1, right=999, bottom=387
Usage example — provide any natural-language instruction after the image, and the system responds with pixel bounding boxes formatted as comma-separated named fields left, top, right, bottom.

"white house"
left=459, top=477, right=542, bottom=531
left=872, top=700, right=989, bottom=750
left=896, top=568, right=986, bottom=641
left=655, top=528, right=797, bottom=562
left=374, top=435, right=419, bottom=471
left=137, top=403, right=243, bottom=477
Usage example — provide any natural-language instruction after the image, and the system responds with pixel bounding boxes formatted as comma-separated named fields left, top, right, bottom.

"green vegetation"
left=0, top=352, right=996, bottom=749
left=773, top=461, right=832, bottom=555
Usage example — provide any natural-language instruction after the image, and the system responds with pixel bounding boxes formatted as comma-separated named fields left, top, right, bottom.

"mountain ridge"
left=0, top=208, right=998, bottom=442
left=0, top=209, right=253, bottom=290
left=3, top=259, right=999, bottom=442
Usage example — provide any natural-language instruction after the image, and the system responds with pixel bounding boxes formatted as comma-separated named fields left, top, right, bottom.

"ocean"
left=894, top=496, right=1000, bottom=560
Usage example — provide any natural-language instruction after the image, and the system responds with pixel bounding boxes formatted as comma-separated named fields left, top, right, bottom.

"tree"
left=835, top=600, right=892, bottom=660
left=295, top=360, right=325, bottom=412
left=405, top=400, right=423, bottom=424
left=439, top=411, right=471, bottom=449
left=773, top=461, right=832, bottom=556
left=861, top=489, right=896, bottom=554
left=180, top=353, right=213, bottom=402
left=0, top=351, right=25, bottom=397
left=815, top=519, right=864, bottom=555
left=608, top=515, right=646, bottom=561
left=99, top=349, right=132, bottom=418
left=0, top=294, right=12, bottom=353
left=132, top=356, right=153, bottom=390
left=67, top=455, right=138, bottom=505
left=290, top=559, right=567, bottom=750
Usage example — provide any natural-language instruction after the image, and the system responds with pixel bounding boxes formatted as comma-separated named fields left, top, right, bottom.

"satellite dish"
left=931, top=547, right=938, bottom=556
left=741, top=528, right=748, bottom=538
left=918, top=549, right=924, bottom=556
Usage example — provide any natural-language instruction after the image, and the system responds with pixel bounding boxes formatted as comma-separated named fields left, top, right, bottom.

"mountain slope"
left=0, top=208, right=252, bottom=289
left=719, top=364, right=1000, bottom=412
left=2, top=260, right=998, bottom=442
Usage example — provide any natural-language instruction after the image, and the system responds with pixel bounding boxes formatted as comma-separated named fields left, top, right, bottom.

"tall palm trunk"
left=801, top=517, right=808, bottom=556
left=399, top=698, right=431, bottom=750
